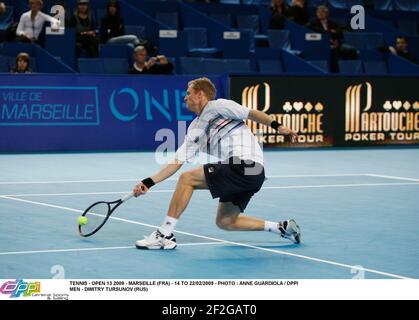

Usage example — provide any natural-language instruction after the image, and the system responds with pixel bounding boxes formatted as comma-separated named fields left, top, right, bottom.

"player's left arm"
left=248, top=109, right=298, bottom=142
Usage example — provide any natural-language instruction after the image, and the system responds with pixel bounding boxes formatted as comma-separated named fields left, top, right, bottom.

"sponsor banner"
left=230, top=76, right=419, bottom=147
left=230, top=76, right=334, bottom=147
left=0, top=279, right=418, bottom=300
left=0, top=75, right=225, bottom=152
left=341, top=79, right=419, bottom=145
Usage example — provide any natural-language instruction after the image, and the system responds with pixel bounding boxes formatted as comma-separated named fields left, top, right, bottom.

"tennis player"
left=133, top=77, right=300, bottom=250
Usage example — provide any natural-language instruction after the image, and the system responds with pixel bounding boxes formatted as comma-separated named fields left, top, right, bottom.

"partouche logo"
left=0, top=280, right=41, bottom=298
left=242, top=82, right=325, bottom=144
left=345, top=82, right=419, bottom=142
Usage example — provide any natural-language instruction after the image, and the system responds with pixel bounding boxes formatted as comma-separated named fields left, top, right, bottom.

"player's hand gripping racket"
left=78, top=192, right=134, bottom=237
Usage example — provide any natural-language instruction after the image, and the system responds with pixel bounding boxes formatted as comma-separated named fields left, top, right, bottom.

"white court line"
left=0, top=242, right=224, bottom=256
left=366, top=174, right=419, bottom=182
left=1, top=173, right=418, bottom=187
left=0, top=195, right=410, bottom=279
left=0, top=173, right=370, bottom=185
left=0, top=178, right=140, bottom=185
left=261, top=182, right=419, bottom=190
left=2, top=182, right=419, bottom=198
left=267, top=173, right=368, bottom=178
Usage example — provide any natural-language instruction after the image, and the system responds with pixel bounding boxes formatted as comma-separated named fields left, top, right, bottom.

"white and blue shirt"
left=175, top=99, right=263, bottom=164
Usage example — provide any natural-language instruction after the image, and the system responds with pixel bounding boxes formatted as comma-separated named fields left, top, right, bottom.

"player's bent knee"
left=216, top=217, right=236, bottom=230
left=178, top=172, right=192, bottom=186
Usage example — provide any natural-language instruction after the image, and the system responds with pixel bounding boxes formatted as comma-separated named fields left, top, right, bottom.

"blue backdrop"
left=0, top=74, right=227, bottom=152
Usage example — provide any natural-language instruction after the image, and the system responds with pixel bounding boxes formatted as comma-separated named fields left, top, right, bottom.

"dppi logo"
left=0, top=280, right=41, bottom=298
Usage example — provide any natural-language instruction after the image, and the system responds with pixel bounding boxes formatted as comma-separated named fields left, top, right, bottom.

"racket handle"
left=121, top=192, right=134, bottom=202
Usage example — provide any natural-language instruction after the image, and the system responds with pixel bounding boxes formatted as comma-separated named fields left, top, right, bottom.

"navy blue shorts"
left=203, top=157, right=265, bottom=212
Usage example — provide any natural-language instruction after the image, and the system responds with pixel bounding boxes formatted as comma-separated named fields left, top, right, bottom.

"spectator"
left=129, top=46, right=173, bottom=75
left=269, top=0, right=288, bottom=30
left=70, top=0, right=99, bottom=58
left=0, top=2, right=5, bottom=15
left=16, top=0, right=59, bottom=46
left=307, top=5, right=356, bottom=72
left=10, top=52, right=33, bottom=73
left=287, top=0, right=309, bottom=26
left=0, top=2, right=13, bottom=42
left=100, top=0, right=141, bottom=47
left=307, top=5, right=341, bottom=37
left=388, top=36, right=418, bottom=64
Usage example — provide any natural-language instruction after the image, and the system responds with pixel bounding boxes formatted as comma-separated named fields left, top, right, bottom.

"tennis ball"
left=78, top=216, right=88, bottom=225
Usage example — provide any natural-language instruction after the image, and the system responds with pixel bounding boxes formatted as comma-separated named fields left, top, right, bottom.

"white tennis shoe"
left=279, top=219, right=301, bottom=244
left=135, top=230, right=177, bottom=250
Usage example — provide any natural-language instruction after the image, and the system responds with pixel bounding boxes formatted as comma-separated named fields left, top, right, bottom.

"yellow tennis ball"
left=78, top=216, right=88, bottom=225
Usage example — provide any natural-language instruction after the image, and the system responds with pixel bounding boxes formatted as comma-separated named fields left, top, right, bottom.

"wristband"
left=141, top=177, right=155, bottom=189
left=270, top=120, right=281, bottom=130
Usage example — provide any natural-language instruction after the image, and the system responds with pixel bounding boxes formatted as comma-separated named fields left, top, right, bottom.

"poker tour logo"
left=241, top=83, right=325, bottom=144
left=345, top=82, right=419, bottom=142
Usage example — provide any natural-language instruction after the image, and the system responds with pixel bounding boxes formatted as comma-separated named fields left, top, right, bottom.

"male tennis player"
left=133, top=77, right=300, bottom=250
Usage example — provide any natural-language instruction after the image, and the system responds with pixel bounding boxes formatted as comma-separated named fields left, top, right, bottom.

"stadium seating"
left=397, top=20, right=418, bottom=35
left=156, top=12, right=179, bottom=30
left=103, top=58, right=129, bottom=74
left=180, top=57, right=252, bottom=75
left=363, top=60, right=388, bottom=74
left=208, top=13, right=233, bottom=28
left=308, top=60, right=329, bottom=73
left=125, top=25, right=147, bottom=41
left=2, top=0, right=417, bottom=76
left=258, top=59, right=283, bottom=73
left=78, top=59, right=104, bottom=74
left=338, top=60, right=363, bottom=73
left=184, top=27, right=220, bottom=58
left=268, top=30, right=291, bottom=50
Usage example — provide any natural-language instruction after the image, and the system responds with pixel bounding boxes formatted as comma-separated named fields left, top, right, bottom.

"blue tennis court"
left=1, top=148, right=418, bottom=279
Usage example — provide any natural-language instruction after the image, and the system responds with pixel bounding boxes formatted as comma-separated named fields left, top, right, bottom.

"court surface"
left=0, top=148, right=418, bottom=279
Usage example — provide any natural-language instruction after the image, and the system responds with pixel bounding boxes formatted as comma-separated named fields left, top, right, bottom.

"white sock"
left=158, top=216, right=178, bottom=237
left=264, top=221, right=280, bottom=234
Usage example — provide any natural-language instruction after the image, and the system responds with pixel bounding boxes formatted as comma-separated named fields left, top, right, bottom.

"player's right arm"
left=133, top=161, right=183, bottom=197
left=151, top=161, right=183, bottom=183
left=133, top=118, right=200, bottom=197
left=133, top=135, right=199, bottom=197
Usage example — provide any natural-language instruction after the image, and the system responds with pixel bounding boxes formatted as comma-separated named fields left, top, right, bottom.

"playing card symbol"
left=383, top=101, right=392, bottom=111
left=283, top=101, right=292, bottom=112
left=403, top=101, right=411, bottom=111
left=293, top=102, right=304, bottom=112
left=314, top=103, right=323, bottom=112
left=304, top=102, right=313, bottom=112
left=413, top=102, right=419, bottom=110
left=392, top=100, right=402, bottom=110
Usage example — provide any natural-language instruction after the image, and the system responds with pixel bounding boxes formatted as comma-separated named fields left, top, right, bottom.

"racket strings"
left=80, top=202, right=110, bottom=235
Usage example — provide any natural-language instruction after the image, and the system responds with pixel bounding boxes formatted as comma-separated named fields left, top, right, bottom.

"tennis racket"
left=78, top=192, right=134, bottom=237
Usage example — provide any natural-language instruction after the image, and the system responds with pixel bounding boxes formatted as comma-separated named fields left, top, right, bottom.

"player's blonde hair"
left=188, top=77, right=216, bottom=100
